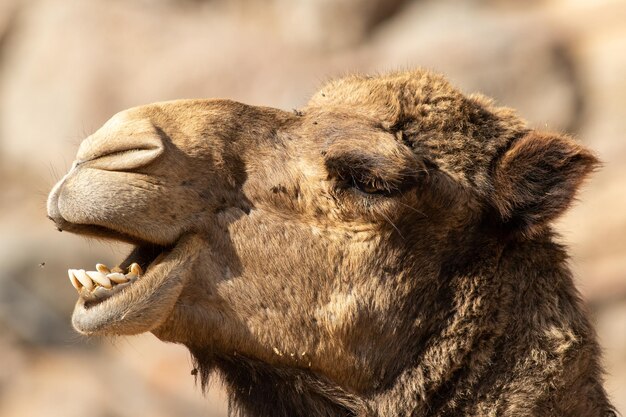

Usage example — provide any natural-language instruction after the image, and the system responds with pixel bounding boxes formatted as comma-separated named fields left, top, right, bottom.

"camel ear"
left=492, top=131, right=599, bottom=236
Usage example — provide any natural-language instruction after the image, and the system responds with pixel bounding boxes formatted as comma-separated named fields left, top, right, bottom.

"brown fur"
left=47, top=70, right=614, bottom=416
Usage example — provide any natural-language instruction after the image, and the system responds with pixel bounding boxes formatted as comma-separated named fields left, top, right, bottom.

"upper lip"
left=46, top=165, right=163, bottom=246
left=49, top=216, right=149, bottom=246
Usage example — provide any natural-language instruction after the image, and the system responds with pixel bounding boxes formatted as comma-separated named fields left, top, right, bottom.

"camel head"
left=47, top=70, right=608, bottom=416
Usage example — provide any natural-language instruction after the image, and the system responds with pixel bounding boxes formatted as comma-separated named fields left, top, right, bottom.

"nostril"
left=76, top=119, right=164, bottom=172
left=81, top=146, right=163, bottom=172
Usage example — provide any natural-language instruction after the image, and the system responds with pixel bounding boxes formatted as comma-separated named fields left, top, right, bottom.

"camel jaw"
left=69, top=235, right=198, bottom=336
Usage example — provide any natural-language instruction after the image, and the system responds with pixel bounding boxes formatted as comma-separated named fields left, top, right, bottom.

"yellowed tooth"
left=129, top=263, right=143, bottom=276
left=73, top=269, right=94, bottom=291
left=111, top=266, right=123, bottom=273
left=92, top=286, right=111, bottom=299
left=125, top=273, right=137, bottom=281
left=96, top=263, right=110, bottom=274
left=107, top=272, right=129, bottom=284
left=68, top=269, right=81, bottom=291
left=86, top=270, right=112, bottom=289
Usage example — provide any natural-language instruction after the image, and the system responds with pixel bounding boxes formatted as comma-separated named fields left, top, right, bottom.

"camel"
left=47, top=70, right=614, bottom=416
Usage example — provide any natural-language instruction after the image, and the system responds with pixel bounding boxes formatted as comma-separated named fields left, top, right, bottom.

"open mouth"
left=66, top=227, right=198, bottom=336
left=68, top=242, right=174, bottom=307
left=48, top=179, right=199, bottom=335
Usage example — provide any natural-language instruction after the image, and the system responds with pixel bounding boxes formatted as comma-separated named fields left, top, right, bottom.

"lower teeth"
left=68, top=262, right=143, bottom=299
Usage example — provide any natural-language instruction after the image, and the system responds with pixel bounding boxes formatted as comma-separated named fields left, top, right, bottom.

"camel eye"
left=360, top=184, right=379, bottom=194
left=355, top=182, right=381, bottom=194
left=348, top=177, right=389, bottom=195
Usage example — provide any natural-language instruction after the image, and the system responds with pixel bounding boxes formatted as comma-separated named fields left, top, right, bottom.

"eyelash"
left=352, top=179, right=386, bottom=194
left=337, top=176, right=393, bottom=199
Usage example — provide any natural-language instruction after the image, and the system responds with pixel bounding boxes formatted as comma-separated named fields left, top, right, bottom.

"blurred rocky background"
left=0, top=0, right=625, bottom=415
